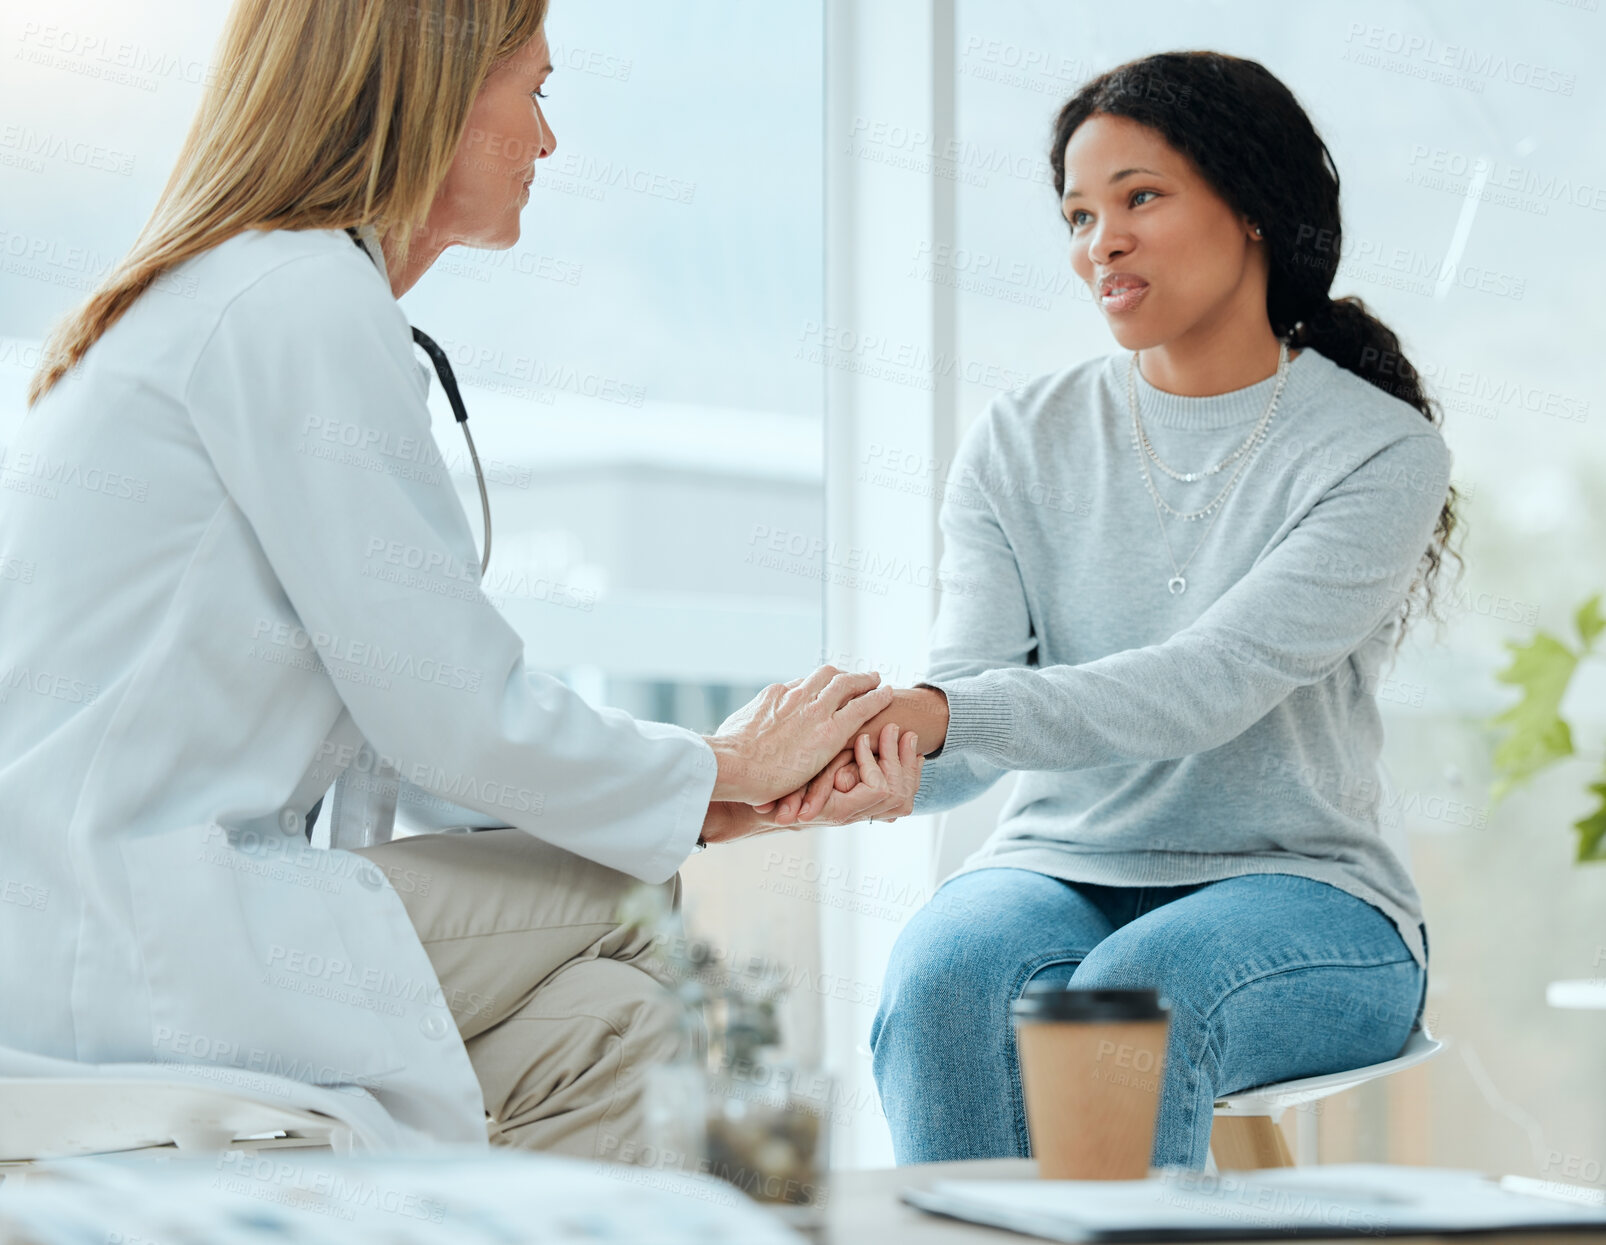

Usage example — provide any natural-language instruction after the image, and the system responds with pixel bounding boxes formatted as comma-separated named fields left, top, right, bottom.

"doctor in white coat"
left=0, top=0, right=923, bottom=1155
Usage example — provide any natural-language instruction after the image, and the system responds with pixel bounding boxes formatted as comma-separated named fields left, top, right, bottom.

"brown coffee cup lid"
left=1011, top=984, right=1169, bottom=1022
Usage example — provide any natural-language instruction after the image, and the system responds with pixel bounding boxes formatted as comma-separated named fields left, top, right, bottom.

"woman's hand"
left=704, top=666, right=894, bottom=806
left=697, top=723, right=922, bottom=846
left=760, top=687, right=949, bottom=821
left=763, top=722, right=922, bottom=828
left=862, top=686, right=948, bottom=758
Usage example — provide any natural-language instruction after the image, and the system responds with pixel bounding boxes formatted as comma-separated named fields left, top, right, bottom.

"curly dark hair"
left=1050, top=51, right=1464, bottom=647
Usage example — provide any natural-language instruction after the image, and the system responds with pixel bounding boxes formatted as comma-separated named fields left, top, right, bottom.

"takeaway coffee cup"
left=1011, top=984, right=1171, bottom=1180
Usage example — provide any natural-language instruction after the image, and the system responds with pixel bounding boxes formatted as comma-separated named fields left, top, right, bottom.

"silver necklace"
left=1137, top=403, right=1262, bottom=481
left=1128, top=343, right=1291, bottom=594
left=1128, top=342, right=1289, bottom=519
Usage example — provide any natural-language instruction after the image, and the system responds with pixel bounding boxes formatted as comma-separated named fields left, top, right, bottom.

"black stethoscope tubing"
left=344, top=227, right=492, bottom=576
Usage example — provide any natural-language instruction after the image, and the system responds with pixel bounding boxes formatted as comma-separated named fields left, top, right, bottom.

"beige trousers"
left=353, top=828, right=687, bottom=1159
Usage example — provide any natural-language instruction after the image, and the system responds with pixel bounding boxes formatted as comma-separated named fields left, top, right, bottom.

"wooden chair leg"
left=1210, top=1115, right=1294, bottom=1170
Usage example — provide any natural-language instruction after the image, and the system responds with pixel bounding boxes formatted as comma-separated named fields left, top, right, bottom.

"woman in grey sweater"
left=784, top=51, right=1463, bottom=1170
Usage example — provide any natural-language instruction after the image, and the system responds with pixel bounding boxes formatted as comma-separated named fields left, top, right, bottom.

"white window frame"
left=817, top=0, right=961, bottom=1169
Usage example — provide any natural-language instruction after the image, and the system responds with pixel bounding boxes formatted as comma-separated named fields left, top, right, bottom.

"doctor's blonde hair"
left=26, top=0, right=548, bottom=408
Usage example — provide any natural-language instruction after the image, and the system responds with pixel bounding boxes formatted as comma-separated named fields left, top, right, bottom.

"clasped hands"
left=699, top=667, right=949, bottom=846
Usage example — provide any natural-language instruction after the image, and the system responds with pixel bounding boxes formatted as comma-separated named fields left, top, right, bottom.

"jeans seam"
left=1414, top=922, right=1430, bottom=1029
left=1197, top=954, right=1421, bottom=1129
left=1201, top=955, right=1418, bottom=1027
left=1180, top=993, right=1220, bottom=1169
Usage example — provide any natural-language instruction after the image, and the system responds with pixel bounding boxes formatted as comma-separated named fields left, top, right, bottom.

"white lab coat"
left=0, top=225, right=716, bottom=1147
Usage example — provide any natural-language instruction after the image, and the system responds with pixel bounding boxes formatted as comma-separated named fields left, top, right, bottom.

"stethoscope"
left=344, top=226, right=492, bottom=576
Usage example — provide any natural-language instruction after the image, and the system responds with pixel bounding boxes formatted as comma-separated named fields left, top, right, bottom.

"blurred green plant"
left=1488, top=592, right=1605, bottom=861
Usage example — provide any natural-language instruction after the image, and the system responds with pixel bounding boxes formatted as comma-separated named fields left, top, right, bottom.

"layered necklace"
left=1127, top=342, right=1291, bottom=595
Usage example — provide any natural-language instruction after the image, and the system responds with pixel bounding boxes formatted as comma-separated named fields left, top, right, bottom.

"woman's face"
left=431, top=28, right=556, bottom=249
left=1060, top=113, right=1264, bottom=352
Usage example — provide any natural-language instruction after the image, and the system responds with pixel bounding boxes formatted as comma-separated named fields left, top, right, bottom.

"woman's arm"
left=926, top=431, right=1453, bottom=772
left=777, top=414, right=1031, bottom=822
left=806, top=415, right=1452, bottom=816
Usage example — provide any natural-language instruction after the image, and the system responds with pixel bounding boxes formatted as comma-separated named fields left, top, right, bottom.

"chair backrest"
left=929, top=772, right=1020, bottom=890
left=1375, top=756, right=1415, bottom=876
left=326, top=751, right=399, bottom=848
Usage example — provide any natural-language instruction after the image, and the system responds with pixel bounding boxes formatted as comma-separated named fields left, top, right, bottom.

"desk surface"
left=823, top=1158, right=1606, bottom=1244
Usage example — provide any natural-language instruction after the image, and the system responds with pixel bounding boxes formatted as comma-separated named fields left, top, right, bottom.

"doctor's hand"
left=704, top=666, right=894, bottom=807
left=698, top=723, right=922, bottom=844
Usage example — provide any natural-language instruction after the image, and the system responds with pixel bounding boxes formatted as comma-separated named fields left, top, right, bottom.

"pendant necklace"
left=1127, top=342, right=1291, bottom=594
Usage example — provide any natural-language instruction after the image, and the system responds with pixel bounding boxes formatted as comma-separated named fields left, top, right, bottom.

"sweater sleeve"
left=910, top=413, right=1035, bottom=813
left=926, top=425, right=1453, bottom=772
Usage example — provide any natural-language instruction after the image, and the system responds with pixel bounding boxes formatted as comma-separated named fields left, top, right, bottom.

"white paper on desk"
left=902, top=1163, right=1606, bottom=1241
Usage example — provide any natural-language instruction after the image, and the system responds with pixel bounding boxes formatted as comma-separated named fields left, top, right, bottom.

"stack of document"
left=903, top=1164, right=1606, bottom=1240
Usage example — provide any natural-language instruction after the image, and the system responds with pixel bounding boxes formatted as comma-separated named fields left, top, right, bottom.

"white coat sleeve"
left=184, top=250, right=714, bottom=882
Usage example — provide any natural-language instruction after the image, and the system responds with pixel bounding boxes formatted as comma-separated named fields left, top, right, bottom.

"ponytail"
left=1288, top=294, right=1464, bottom=647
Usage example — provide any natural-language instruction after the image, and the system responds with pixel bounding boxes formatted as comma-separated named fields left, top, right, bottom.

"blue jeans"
left=870, top=868, right=1426, bottom=1169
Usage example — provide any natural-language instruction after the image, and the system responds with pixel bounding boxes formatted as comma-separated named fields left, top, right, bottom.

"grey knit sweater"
left=915, top=346, right=1453, bottom=971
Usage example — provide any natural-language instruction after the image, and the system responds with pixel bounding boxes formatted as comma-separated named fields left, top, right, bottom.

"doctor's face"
left=431, top=29, right=557, bottom=250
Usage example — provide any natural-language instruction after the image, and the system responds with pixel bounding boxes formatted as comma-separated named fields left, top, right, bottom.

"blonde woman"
left=0, top=0, right=918, bottom=1155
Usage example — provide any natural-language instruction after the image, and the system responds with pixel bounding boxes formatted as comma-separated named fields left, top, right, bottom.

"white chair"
left=0, top=1054, right=401, bottom=1182
left=0, top=1077, right=353, bottom=1163
left=1209, top=1023, right=1443, bottom=1169
left=930, top=772, right=1444, bottom=1170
